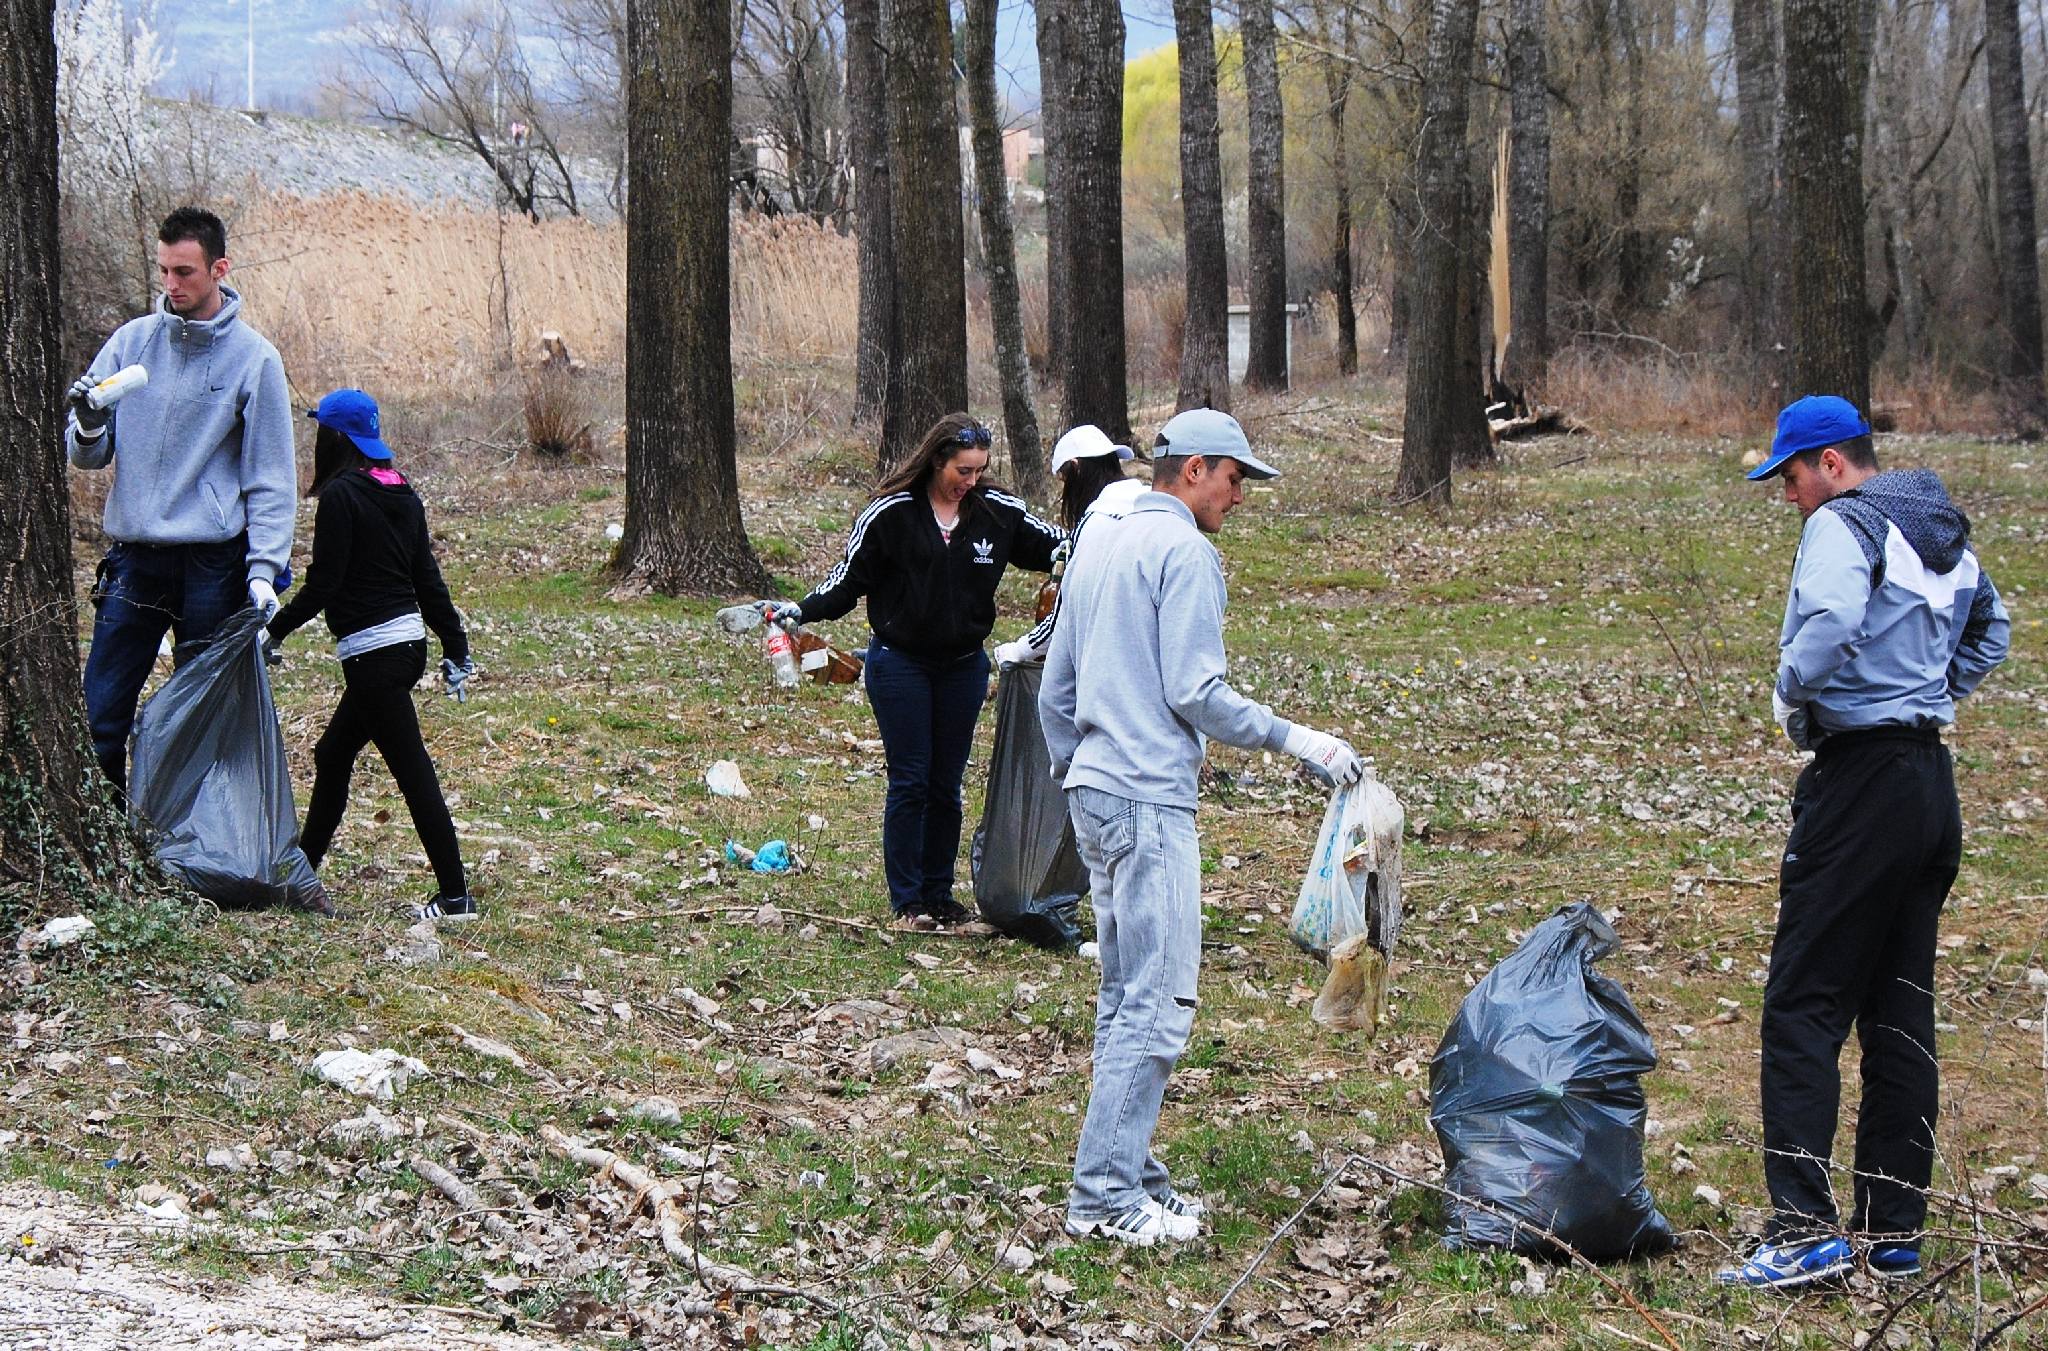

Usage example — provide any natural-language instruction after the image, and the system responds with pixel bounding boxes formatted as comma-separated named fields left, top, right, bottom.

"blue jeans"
left=1066, top=785, right=1202, bottom=1220
left=864, top=642, right=990, bottom=914
left=83, top=537, right=247, bottom=799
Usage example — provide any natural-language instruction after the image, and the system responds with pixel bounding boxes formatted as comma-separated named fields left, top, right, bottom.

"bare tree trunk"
left=1782, top=0, right=1871, bottom=412
left=1175, top=0, right=1232, bottom=410
left=2, top=0, right=131, bottom=900
left=1046, top=0, right=1131, bottom=442
left=1454, top=164, right=1495, bottom=467
left=1985, top=0, right=2048, bottom=430
left=845, top=0, right=894, bottom=429
left=1243, top=0, right=1289, bottom=392
left=1612, top=0, right=1651, bottom=315
left=1398, top=0, right=1483, bottom=505
left=1733, top=0, right=1784, bottom=375
left=1036, top=0, right=1070, bottom=407
left=963, top=0, right=1047, bottom=497
left=883, top=0, right=969, bottom=465
left=1503, top=0, right=1550, bottom=392
left=617, top=0, right=772, bottom=595
left=1321, top=7, right=1358, bottom=378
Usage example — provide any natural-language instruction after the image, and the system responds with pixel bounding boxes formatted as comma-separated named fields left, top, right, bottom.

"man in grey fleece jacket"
left=1040, top=408, right=1363, bottom=1247
left=66, top=207, right=297, bottom=799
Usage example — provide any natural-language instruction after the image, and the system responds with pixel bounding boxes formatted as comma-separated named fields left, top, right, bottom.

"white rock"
left=1693, top=1184, right=1723, bottom=1208
left=311, top=1047, right=428, bottom=1101
left=966, top=1048, right=1022, bottom=1081
left=628, top=1095, right=684, bottom=1128
left=327, top=1105, right=404, bottom=1147
left=997, top=1240, right=1037, bottom=1273
left=205, top=1143, right=257, bottom=1173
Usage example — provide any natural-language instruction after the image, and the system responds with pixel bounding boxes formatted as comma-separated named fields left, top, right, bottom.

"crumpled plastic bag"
left=311, top=1047, right=429, bottom=1101
left=128, top=607, right=324, bottom=910
left=969, top=662, right=1085, bottom=949
left=1429, top=903, right=1677, bottom=1260
left=1291, top=775, right=1404, bottom=959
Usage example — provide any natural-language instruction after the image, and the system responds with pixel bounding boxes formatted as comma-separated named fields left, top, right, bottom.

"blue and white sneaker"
left=1867, top=1244, right=1923, bottom=1282
left=1714, top=1236, right=1854, bottom=1289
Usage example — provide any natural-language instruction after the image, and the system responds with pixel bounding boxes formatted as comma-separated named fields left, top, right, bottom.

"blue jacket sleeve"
left=239, top=345, right=298, bottom=586
left=1039, top=598, right=1081, bottom=782
left=65, top=335, right=126, bottom=470
left=1948, top=563, right=2010, bottom=699
left=1776, top=510, right=1871, bottom=704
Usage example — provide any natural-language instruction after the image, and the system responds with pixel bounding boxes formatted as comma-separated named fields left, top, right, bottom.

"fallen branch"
left=1978, top=1284, right=2048, bottom=1348
left=408, top=1154, right=542, bottom=1264
left=1182, top=1154, right=1361, bottom=1350
left=538, top=1124, right=835, bottom=1310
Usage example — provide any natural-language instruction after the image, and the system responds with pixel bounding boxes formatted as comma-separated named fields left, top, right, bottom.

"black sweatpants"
left=1759, top=726, right=1960, bottom=1244
left=300, top=640, right=467, bottom=900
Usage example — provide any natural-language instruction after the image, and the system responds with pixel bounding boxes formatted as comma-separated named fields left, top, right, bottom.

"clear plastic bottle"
left=763, top=620, right=800, bottom=687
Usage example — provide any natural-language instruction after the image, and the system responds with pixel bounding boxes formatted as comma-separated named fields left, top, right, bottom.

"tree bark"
left=1984, top=0, right=2048, bottom=430
left=1242, top=0, right=1289, bottom=392
left=1454, top=163, right=1494, bottom=467
left=1321, top=5, right=1358, bottom=378
left=1782, top=0, right=1871, bottom=412
left=1612, top=0, right=1651, bottom=316
left=1174, top=0, right=1232, bottom=410
left=844, top=0, right=895, bottom=427
left=617, top=0, right=772, bottom=596
left=1733, top=0, right=1784, bottom=370
left=1397, top=0, right=1484, bottom=505
left=882, top=0, right=969, bottom=467
left=1503, top=0, right=1549, bottom=392
left=1036, top=0, right=1070, bottom=404
left=1, top=0, right=129, bottom=901
left=963, top=0, right=1047, bottom=498
left=1045, top=0, right=1131, bottom=442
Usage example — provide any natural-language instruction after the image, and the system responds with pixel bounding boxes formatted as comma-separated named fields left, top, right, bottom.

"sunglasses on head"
left=953, top=424, right=993, bottom=448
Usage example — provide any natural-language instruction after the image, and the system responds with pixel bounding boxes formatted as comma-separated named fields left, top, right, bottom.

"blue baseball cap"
left=1748, top=395, right=1870, bottom=480
left=1153, top=408, right=1281, bottom=479
left=308, top=388, right=393, bottom=461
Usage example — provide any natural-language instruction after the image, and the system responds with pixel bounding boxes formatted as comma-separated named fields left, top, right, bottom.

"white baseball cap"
left=1152, top=408, right=1281, bottom=480
left=1049, top=424, right=1134, bottom=475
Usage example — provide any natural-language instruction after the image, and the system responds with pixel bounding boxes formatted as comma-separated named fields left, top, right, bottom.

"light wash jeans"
left=1066, top=785, right=1202, bottom=1220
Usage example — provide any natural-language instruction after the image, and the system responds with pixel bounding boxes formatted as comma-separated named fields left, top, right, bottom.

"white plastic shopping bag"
left=1290, top=773, right=1404, bottom=959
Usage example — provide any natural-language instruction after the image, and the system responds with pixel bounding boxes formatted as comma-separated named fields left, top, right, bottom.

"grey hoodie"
left=67, top=286, right=296, bottom=586
left=1039, top=491, right=1295, bottom=809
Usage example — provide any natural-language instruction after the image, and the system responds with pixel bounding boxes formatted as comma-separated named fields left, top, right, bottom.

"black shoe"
left=415, top=893, right=479, bottom=922
left=922, top=898, right=974, bottom=927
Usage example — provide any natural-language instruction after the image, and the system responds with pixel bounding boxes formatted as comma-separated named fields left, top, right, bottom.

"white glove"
left=248, top=576, right=278, bottom=619
left=992, top=639, right=1038, bottom=669
left=1771, top=691, right=1795, bottom=737
left=1284, top=724, right=1364, bottom=786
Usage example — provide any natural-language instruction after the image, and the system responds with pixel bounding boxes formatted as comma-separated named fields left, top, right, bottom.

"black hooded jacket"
left=269, top=467, right=468, bottom=663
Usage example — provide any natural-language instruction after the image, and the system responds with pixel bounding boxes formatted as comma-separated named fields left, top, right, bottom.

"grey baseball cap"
left=1152, top=408, right=1281, bottom=480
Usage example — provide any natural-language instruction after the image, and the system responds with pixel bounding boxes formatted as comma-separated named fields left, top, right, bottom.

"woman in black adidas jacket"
left=769, top=413, right=1063, bottom=927
left=268, top=389, right=479, bottom=923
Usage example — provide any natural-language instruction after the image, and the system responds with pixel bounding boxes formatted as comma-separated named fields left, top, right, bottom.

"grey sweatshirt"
left=67, top=286, right=296, bottom=586
left=1039, top=491, right=1295, bottom=809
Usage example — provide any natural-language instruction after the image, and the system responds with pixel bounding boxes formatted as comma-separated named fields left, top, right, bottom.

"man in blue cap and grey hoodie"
left=1041, top=408, right=1364, bottom=1247
left=1717, top=395, right=2009, bottom=1290
left=66, top=206, right=297, bottom=802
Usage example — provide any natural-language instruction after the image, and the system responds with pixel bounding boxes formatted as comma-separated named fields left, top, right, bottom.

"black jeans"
left=1759, top=727, right=1960, bottom=1244
left=300, top=641, right=467, bottom=900
left=864, top=642, right=990, bottom=914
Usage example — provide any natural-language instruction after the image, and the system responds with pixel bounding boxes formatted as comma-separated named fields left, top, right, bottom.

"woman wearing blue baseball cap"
left=267, top=389, right=481, bottom=922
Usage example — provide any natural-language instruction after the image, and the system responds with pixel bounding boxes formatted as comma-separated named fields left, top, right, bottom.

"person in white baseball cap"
left=993, top=425, right=1146, bottom=667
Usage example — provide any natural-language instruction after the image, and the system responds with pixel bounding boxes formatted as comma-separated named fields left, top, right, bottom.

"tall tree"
left=844, top=0, right=894, bottom=427
left=1983, top=0, right=2047, bottom=430
left=1044, top=0, right=1132, bottom=441
left=1174, top=0, right=1232, bottom=410
left=2, top=0, right=127, bottom=897
left=1397, top=0, right=1485, bottom=504
left=616, top=0, right=773, bottom=595
left=963, top=0, right=1047, bottom=498
left=1242, top=0, right=1289, bottom=392
left=1319, top=2, right=1358, bottom=378
left=881, top=0, right=969, bottom=466
left=1036, top=0, right=1070, bottom=404
left=1781, top=0, right=1870, bottom=412
left=1502, top=0, right=1549, bottom=392
left=1732, top=0, right=1783, bottom=370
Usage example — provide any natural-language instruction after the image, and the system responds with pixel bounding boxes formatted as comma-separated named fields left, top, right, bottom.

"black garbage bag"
left=1428, top=902, right=1676, bottom=1260
left=969, top=663, right=1086, bottom=949
left=129, top=607, right=324, bottom=909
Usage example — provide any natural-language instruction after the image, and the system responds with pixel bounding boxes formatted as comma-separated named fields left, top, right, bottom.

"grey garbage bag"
left=129, top=607, right=325, bottom=909
left=968, top=663, right=1086, bottom=949
left=1428, top=902, right=1676, bottom=1260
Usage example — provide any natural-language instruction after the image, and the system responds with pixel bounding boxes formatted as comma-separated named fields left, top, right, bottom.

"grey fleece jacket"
left=66, top=286, right=296, bottom=586
left=1039, top=491, right=1295, bottom=809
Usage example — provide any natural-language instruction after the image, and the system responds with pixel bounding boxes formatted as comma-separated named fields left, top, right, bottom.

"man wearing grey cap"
left=1040, top=407, right=1363, bottom=1247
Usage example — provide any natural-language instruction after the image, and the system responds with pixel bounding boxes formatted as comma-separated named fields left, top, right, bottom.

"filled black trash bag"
left=130, top=607, right=324, bottom=909
left=1429, top=902, right=1676, bottom=1260
left=969, top=662, right=1086, bottom=949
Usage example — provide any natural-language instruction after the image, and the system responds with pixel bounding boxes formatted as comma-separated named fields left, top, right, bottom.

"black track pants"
left=1759, top=727, right=1960, bottom=1244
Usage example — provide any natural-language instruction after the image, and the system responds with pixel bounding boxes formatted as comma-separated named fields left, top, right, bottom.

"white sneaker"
left=1064, top=1199, right=1199, bottom=1247
left=1158, top=1190, right=1206, bottom=1222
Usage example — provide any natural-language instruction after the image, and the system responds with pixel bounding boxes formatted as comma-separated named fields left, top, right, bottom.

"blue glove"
left=761, top=600, right=802, bottom=626
left=441, top=656, right=478, bottom=703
